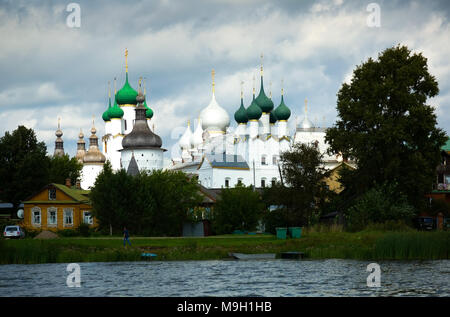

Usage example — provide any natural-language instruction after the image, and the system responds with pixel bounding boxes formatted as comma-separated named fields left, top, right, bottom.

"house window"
left=47, top=207, right=57, bottom=226
left=237, top=178, right=243, bottom=185
left=31, top=207, right=41, bottom=226
left=48, top=188, right=56, bottom=200
left=261, top=179, right=266, bottom=188
left=124, top=120, right=127, bottom=131
left=225, top=178, right=230, bottom=188
left=83, top=211, right=93, bottom=225
left=63, top=208, right=73, bottom=227
left=261, top=155, right=267, bottom=165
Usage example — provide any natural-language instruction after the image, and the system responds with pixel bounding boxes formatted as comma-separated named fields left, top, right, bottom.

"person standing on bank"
left=123, top=226, right=131, bottom=247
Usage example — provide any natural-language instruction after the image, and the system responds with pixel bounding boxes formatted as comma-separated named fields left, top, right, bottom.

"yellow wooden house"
left=22, top=183, right=97, bottom=232
left=324, top=162, right=356, bottom=194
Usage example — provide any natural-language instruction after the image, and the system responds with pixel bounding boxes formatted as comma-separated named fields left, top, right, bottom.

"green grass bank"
left=0, top=231, right=449, bottom=264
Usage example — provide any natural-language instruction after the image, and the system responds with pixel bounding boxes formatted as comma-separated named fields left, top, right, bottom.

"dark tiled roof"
left=205, top=153, right=249, bottom=169
left=127, top=155, right=140, bottom=176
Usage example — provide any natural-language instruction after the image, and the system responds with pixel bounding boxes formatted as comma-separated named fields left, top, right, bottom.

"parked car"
left=3, top=225, right=25, bottom=239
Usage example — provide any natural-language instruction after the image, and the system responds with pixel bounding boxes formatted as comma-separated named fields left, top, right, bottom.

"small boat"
left=228, top=253, right=276, bottom=260
left=141, top=252, right=157, bottom=260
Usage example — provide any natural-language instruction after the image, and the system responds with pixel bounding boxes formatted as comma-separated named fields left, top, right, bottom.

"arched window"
left=237, top=178, right=243, bottom=186
left=271, top=178, right=277, bottom=187
left=225, top=178, right=230, bottom=188
left=261, top=155, right=267, bottom=165
left=261, top=178, right=266, bottom=188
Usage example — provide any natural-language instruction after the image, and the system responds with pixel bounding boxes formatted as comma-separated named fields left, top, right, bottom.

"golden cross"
left=253, top=73, right=256, bottom=95
left=212, top=69, right=215, bottom=94
left=281, top=79, right=284, bottom=96
left=305, top=98, right=308, bottom=114
left=114, top=77, right=117, bottom=94
left=108, top=81, right=111, bottom=98
left=260, top=53, right=264, bottom=75
left=125, top=48, right=128, bottom=73
left=240, top=81, right=244, bottom=99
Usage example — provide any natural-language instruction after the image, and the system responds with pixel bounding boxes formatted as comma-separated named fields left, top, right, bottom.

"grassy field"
left=0, top=231, right=448, bottom=264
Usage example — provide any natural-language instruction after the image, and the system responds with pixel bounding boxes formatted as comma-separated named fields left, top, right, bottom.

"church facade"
left=55, top=51, right=346, bottom=190
left=169, top=63, right=345, bottom=189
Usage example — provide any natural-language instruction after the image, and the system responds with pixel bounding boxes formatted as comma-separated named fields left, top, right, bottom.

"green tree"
left=0, top=126, right=50, bottom=215
left=277, top=142, right=331, bottom=226
left=90, top=167, right=202, bottom=236
left=346, top=183, right=416, bottom=231
left=48, top=154, right=82, bottom=185
left=212, top=184, right=264, bottom=234
left=325, top=45, right=447, bottom=210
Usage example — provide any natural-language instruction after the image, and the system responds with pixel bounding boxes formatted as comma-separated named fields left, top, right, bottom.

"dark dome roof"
left=122, top=91, right=162, bottom=149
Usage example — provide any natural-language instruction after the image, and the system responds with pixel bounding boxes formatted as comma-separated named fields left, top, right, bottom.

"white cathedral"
left=55, top=51, right=345, bottom=190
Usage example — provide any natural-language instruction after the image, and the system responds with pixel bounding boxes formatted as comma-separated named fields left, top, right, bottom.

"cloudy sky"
left=0, top=0, right=449, bottom=159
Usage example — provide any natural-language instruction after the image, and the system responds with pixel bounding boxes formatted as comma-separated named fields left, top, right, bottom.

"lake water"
left=0, top=259, right=449, bottom=297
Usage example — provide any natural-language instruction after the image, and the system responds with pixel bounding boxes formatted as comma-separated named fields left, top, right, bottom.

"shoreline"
left=1, top=231, right=449, bottom=264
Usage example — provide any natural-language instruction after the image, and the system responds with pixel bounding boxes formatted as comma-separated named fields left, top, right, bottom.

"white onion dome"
left=301, top=116, right=313, bottom=129
left=179, top=121, right=193, bottom=149
left=199, top=93, right=230, bottom=132
left=190, top=119, right=204, bottom=148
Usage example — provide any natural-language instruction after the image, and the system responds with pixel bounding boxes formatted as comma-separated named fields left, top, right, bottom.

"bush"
left=78, top=223, right=90, bottom=237
left=345, top=183, right=416, bottom=232
left=58, top=229, right=79, bottom=237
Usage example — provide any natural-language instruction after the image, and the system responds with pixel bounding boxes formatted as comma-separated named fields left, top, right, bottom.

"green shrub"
left=345, top=183, right=416, bottom=232
left=78, top=223, right=90, bottom=237
left=58, top=229, right=79, bottom=237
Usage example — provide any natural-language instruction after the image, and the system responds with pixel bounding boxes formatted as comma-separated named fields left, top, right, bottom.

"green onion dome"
left=116, top=73, right=138, bottom=105
left=246, top=94, right=262, bottom=120
left=108, top=94, right=124, bottom=118
left=255, top=76, right=274, bottom=113
left=274, top=95, right=291, bottom=121
left=102, top=96, right=112, bottom=122
left=234, top=98, right=248, bottom=124
left=102, top=109, right=110, bottom=122
left=144, top=99, right=154, bottom=119
left=269, top=111, right=278, bottom=124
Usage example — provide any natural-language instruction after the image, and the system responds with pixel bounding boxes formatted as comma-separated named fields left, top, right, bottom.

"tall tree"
left=212, top=184, right=264, bottom=234
left=0, top=126, right=50, bottom=215
left=325, top=45, right=447, bottom=210
left=48, top=154, right=83, bottom=185
left=278, top=142, right=331, bottom=226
